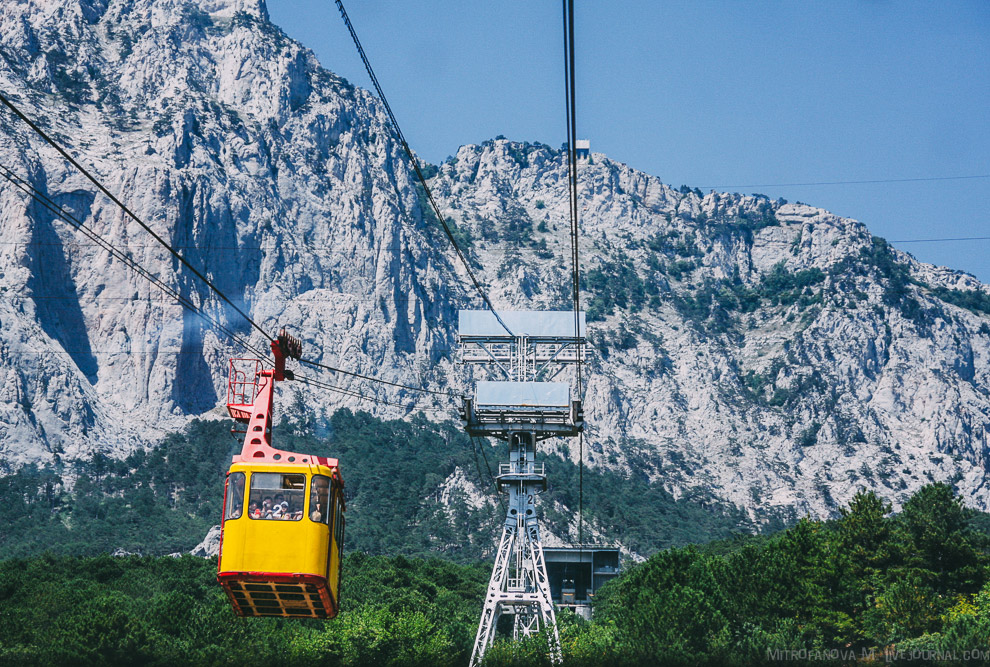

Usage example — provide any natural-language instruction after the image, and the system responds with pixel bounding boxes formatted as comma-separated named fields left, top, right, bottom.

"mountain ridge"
left=2, top=0, right=990, bottom=530
left=428, top=137, right=990, bottom=519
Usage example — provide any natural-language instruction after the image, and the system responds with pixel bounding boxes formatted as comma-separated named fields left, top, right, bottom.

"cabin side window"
left=248, top=472, right=305, bottom=521
left=225, top=472, right=246, bottom=520
left=309, top=475, right=331, bottom=525
left=333, top=489, right=345, bottom=549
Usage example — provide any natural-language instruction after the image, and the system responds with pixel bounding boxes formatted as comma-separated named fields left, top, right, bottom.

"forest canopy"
left=3, top=484, right=990, bottom=665
left=0, top=410, right=748, bottom=561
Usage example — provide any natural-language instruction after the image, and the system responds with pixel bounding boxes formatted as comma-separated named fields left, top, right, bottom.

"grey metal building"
left=544, top=546, right=621, bottom=620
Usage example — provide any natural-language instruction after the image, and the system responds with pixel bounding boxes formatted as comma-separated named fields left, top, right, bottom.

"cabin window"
left=248, top=472, right=305, bottom=521
left=225, top=472, right=246, bottom=520
left=309, top=475, right=331, bottom=525
left=333, top=490, right=345, bottom=549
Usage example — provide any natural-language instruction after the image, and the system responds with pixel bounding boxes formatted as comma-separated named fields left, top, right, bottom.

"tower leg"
left=470, top=467, right=561, bottom=666
left=524, top=516, right=562, bottom=662
left=470, top=517, right=516, bottom=667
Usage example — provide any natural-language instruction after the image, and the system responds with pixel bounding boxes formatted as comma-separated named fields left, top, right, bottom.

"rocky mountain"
left=2, top=0, right=990, bottom=526
left=429, top=142, right=990, bottom=521
left=0, top=0, right=460, bottom=464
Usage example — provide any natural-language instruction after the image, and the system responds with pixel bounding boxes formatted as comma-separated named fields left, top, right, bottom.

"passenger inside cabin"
left=225, top=472, right=246, bottom=520
left=231, top=477, right=245, bottom=518
left=247, top=474, right=305, bottom=521
left=310, top=475, right=330, bottom=524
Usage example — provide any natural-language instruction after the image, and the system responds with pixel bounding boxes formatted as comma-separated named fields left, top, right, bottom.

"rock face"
left=0, top=0, right=459, bottom=466
left=429, top=144, right=990, bottom=519
left=191, top=524, right=221, bottom=558
left=2, top=0, right=990, bottom=522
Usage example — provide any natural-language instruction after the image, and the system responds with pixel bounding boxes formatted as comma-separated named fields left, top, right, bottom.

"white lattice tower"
left=457, top=311, right=585, bottom=666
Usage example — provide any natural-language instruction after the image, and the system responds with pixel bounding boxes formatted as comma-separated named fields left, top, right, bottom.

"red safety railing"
left=227, top=359, right=263, bottom=422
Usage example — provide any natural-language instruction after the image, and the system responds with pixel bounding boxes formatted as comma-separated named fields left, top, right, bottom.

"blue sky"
left=267, top=1, right=990, bottom=282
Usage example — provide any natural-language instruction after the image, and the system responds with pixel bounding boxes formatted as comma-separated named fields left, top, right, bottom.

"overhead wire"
left=0, top=93, right=454, bottom=401
left=699, top=174, right=990, bottom=190
left=0, top=236, right=535, bottom=258
left=562, top=0, right=585, bottom=547
left=332, top=0, right=515, bottom=338
left=294, top=373, right=441, bottom=411
left=893, top=236, right=990, bottom=244
left=0, top=162, right=271, bottom=360
left=298, top=357, right=459, bottom=398
left=0, top=240, right=423, bottom=255
left=10, top=349, right=255, bottom=357
left=0, top=91, right=274, bottom=345
left=469, top=435, right=487, bottom=497
left=472, top=434, right=506, bottom=514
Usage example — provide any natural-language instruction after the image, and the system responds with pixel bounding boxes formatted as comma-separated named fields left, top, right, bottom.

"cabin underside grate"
left=224, top=580, right=330, bottom=618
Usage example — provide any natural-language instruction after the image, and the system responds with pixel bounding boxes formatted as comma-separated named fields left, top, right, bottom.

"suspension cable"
left=332, top=0, right=514, bottom=338
left=0, top=164, right=271, bottom=360
left=0, top=91, right=275, bottom=345
left=562, top=0, right=585, bottom=546
left=294, top=373, right=441, bottom=410
left=472, top=434, right=506, bottom=514
left=298, top=357, right=460, bottom=398
left=0, top=93, right=454, bottom=399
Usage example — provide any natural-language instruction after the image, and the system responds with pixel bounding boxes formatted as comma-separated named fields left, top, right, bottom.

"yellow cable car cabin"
left=217, top=334, right=345, bottom=618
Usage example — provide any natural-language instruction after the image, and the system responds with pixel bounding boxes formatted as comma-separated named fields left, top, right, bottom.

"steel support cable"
left=298, top=374, right=498, bottom=516
left=295, top=375, right=406, bottom=407
left=1, top=94, right=454, bottom=399
left=468, top=434, right=507, bottom=527
left=332, top=0, right=514, bottom=338
left=469, top=436, right=487, bottom=498
left=700, top=174, right=990, bottom=189
left=562, top=0, right=585, bottom=547
left=298, top=357, right=460, bottom=398
left=4, top=166, right=452, bottom=401
left=469, top=435, right=486, bottom=494
left=0, top=165, right=192, bottom=310
left=893, top=236, right=990, bottom=244
left=294, top=373, right=445, bottom=411
left=473, top=434, right=506, bottom=514
left=0, top=166, right=268, bottom=359
left=0, top=164, right=271, bottom=360
left=0, top=91, right=275, bottom=345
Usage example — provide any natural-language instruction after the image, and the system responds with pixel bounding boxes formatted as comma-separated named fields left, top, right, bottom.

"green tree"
left=595, top=547, right=731, bottom=663
left=831, top=491, right=899, bottom=643
left=897, top=483, right=983, bottom=594
left=861, top=574, right=941, bottom=644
